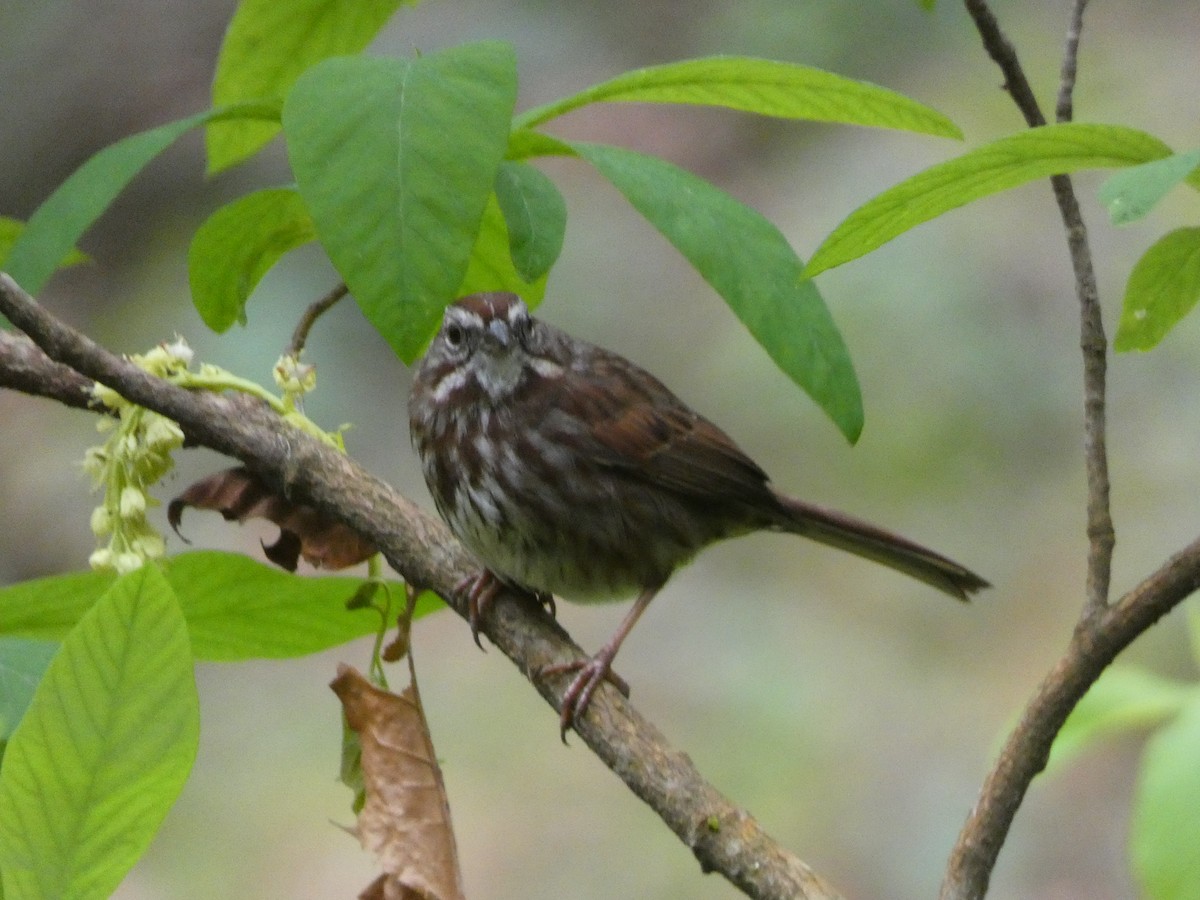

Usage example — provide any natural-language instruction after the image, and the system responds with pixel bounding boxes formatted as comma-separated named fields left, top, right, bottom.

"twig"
left=961, top=0, right=1046, bottom=127
left=1055, top=0, right=1089, bottom=124
left=0, top=272, right=842, bottom=900
left=287, top=281, right=349, bottom=358
left=942, top=1, right=1120, bottom=897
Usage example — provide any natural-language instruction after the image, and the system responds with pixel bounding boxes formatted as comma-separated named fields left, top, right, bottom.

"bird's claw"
left=540, top=655, right=630, bottom=742
left=454, top=572, right=558, bottom=650
left=454, top=571, right=502, bottom=649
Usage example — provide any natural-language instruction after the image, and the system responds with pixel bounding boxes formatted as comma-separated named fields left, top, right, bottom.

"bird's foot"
left=455, top=571, right=557, bottom=649
left=540, top=653, right=630, bottom=742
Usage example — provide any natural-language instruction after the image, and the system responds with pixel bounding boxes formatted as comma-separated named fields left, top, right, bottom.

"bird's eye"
left=443, top=322, right=465, bottom=348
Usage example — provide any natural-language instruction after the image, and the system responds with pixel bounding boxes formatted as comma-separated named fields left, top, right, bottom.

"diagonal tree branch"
left=0, top=272, right=841, bottom=900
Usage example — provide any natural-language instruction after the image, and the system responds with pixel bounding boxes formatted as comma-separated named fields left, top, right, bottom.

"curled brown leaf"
left=332, top=665, right=464, bottom=900
left=169, top=466, right=376, bottom=570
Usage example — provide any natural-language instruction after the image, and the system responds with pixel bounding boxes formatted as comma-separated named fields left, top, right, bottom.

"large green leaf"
left=575, top=142, right=862, bottom=442
left=188, top=187, right=317, bottom=331
left=206, top=0, right=408, bottom=173
left=515, top=56, right=961, bottom=140
left=0, top=552, right=437, bottom=661
left=1047, top=666, right=1194, bottom=771
left=0, top=566, right=198, bottom=899
left=1113, top=228, right=1200, bottom=353
left=2, top=105, right=273, bottom=296
left=806, top=124, right=1179, bottom=276
left=1099, top=148, right=1200, bottom=226
left=1133, top=696, right=1200, bottom=900
left=283, top=43, right=518, bottom=361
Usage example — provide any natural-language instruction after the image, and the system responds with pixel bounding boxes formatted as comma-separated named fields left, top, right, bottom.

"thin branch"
left=0, top=273, right=842, bottom=900
left=942, top=1, right=1118, bottom=896
left=287, top=281, right=349, bottom=358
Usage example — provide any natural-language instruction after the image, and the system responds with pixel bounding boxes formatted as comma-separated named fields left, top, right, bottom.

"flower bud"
left=88, top=548, right=115, bottom=571
left=119, top=487, right=147, bottom=519
left=90, top=506, right=113, bottom=537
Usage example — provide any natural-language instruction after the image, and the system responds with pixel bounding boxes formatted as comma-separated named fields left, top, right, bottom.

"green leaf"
left=507, top=129, right=576, bottom=162
left=188, top=187, right=317, bottom=331
left=283, top=43, right=518, bottom=362
left=1113, top=228, right=1200, bottom=353
left=161, top=554, right=427, bottom=661
left=0, top=565, right=198, bottom=899
left=456, top=193, right=548, bottom=305
left=1047, top=666, right=1194, bottom=771
left=515, top=56, right=961, bottom=140
left=207, top=0, right=408, bottom=173
left=807, top=123, right=1179, bottom=276
left=493, top=161, right=567, bottom=283
left=0, top=568, right=114, bottom=638
left=1133, top=696, right=1200, bottom=899
left=575, top=142, right=862, bottom=442
left=0, top=218, right=88, bottom=271
left=0, top=552, right=441, bottom=660
left=0, top=638, right=58, bottom=740
left=1100, top=149, right=1200, bottom=225
left=3, top=105, right=272, bottom=295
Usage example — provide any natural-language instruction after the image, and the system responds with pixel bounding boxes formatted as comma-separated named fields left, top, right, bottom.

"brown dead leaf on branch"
left=169, top=466, right=376, bottom=570
left=331, top=665, right=465, bottom=900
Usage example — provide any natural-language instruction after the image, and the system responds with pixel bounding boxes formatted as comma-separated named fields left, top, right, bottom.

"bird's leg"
left=455, top=570, right=556, bottom=649
left=541, top=584, right=661, bottom=741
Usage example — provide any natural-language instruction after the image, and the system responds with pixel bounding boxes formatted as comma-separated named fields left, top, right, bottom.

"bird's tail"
left=772, top=493, right=989, bottom=600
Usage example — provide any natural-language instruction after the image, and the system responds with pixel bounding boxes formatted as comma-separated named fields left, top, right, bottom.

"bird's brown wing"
left=543, top=348, right=776, bottom=508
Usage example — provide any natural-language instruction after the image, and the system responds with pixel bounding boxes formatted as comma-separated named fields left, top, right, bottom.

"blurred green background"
left=3, top=1, right=1199, bottom=897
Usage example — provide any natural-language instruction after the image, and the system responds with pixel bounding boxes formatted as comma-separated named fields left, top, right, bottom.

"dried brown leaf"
left=332, top=665, right=464, bottom=900
left=169, top=466, right=375, bottom=570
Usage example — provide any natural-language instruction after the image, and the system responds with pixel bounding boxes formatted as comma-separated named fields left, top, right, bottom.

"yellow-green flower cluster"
left=273, top=353, right=317, bottom=410
left=84, top=339, right=191, bottom=573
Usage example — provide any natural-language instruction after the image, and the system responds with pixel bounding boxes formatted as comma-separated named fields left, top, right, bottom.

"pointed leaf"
left=188, top=187, right=316, bottom=331
left=1100, top=149, right=1200, bottom=225
left=207, top=0, right=408, bottom=173
left=283, top=44, right=518, bottom=361
left=456, top=193, right=547, bottom=305
left=575, top=141, right=862, bottom=441
left=0, top=218, right=87, bottom=271
left=506, top=128, right=575, bottom=161
left=493, top=161, right=567, bottom=282
left=0, top=565, right=198, bottom=899
left=1133, top=696, right=1200, bottom=900
left=1113, top=228, right=1200, bottom=352
left=3, top=105, right=273, bottom=295
left=0, top=552, right=440, bottom=661
left=515, top=57, right=961, bottom=140
left=807, top=123, right=1179, bottom=276
left=1047, top=666, right=1194, bottom=771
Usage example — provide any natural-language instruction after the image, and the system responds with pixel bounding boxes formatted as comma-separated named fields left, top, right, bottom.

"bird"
left=409, top=292, right=987, bottom=736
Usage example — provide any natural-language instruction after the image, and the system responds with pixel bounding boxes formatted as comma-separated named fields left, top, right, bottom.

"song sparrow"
left=409, top=292, right=987, bottom=736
